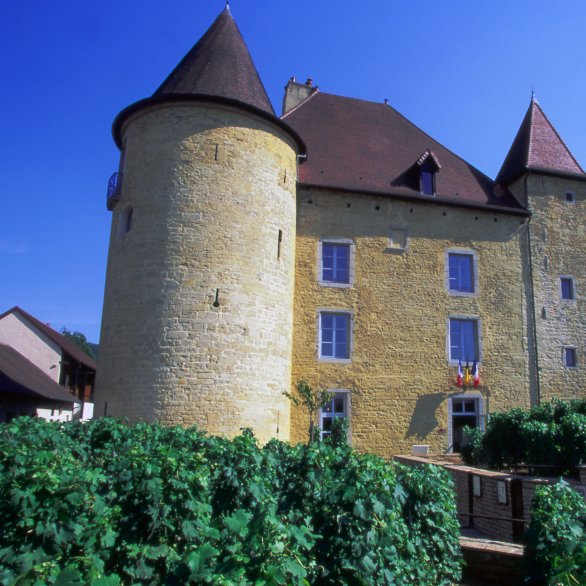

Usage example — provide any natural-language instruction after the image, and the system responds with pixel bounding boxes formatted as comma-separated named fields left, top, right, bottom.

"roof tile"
left=497, top=98, right=585, bottom=184
left=284, top=92, right=521, bottom=210
left=155, top=7, right=274, bottom=115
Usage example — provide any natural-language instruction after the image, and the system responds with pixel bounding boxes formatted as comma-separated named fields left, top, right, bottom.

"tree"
left=284, top=380, right=332, bottom=444
left=60, top=328, right=97, bottom=361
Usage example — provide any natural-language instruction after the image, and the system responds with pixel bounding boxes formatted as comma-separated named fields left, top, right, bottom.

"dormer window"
left=420, top=167, right=435, bottom=195
left=416, top=150, right=441, bottom=196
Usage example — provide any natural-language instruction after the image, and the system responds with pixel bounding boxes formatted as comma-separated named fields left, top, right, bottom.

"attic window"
left=416, top=150, right=441, bottom=196
left=420, top=168, right=435, bottom=196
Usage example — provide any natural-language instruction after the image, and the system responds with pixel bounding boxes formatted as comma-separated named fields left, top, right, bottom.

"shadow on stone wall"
left=406, top=392, right=447, bottom=439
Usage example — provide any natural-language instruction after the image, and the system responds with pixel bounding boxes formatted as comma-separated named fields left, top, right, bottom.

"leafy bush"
left=0, top=418, right=462, bottom=585
left=525, top=481, right=586, bottom=585
left=460, top=399, right=586, bottom=471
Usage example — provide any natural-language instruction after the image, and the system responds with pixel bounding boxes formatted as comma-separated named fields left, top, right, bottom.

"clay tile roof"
left=497, top=98, right=585, bottom=185
left=0, top=306, right=96, bottom=370
left=0, top=343, right=80, bottom=403
left=154, top=6, right=274, bottom=115
left=283, top=92, right=523, bottom=211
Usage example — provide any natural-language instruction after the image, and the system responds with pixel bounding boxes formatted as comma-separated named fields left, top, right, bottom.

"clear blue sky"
left=1, top=1, right=585, bottom=343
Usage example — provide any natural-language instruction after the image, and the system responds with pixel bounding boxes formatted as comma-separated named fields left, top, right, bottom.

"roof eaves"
left=298, top=182, right=529, bottom=216
left=112, top=94, right=306, bottom=156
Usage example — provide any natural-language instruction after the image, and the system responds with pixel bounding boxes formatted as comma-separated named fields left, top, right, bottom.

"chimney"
left=282, top=76, right=318, bottom=115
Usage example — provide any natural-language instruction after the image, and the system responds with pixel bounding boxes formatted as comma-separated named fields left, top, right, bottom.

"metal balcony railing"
left=107, top=172, right=122, bottom=210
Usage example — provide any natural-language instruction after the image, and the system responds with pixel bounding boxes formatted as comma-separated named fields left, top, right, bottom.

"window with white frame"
left=320, top=391, right=349, bottom=439
left=450, top=395, right=483, bottom=453
left=447, top=251, right=476, bottom=294
left=319, top=312, right=351, bottom=360
left=449, top=318, right=479, bottom=363
left=319, top=240, right=353, bottom=286
left=560, top=277, right=575, bottom=300
left=564, top=347, right=577, bottom=368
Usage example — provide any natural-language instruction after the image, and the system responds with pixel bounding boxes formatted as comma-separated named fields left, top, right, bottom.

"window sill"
left=448, top=360, right=482, bottom=368
left=447, top=290, right=477, bottom=297
left=319, top=357, right=352, bottom=364
left=319, top=281, right=352, bottom=289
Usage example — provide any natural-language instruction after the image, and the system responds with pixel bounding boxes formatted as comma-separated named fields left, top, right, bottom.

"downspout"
left=525, top=171, right=541, bottom=405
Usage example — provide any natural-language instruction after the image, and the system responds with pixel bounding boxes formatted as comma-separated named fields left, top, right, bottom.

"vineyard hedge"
left=0, top=418, right=461, bottom=585
left=525, top=481, right=586, bottom=585
left=461, top=399, right=586, bottom=471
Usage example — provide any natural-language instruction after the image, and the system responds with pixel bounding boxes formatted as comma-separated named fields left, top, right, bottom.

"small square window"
left=564, top=348, right=577, bottom=368
left=320, top=391, right=348, bottom=439
left=565, top=191, right=576, bottom=204
left=388, top=228, right=408, bottom=250
left=561, top=277, right=575, bottom=300
left=449, top=318, right=479, bottom=363
left=448, top=253, right=475, bottom=293
left=320, top=312, right=351, bottom=360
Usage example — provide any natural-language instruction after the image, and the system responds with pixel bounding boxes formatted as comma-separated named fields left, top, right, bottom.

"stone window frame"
left=447, top=392, right=485, bottom=453
left=560, top=275, right=576, bottom=302
left=320, top=389, right=351, bottom=440
left=565, top=191, right=576, bottom=204
left=446, top=315, right=482, bottom=366
left=563, top=346, right=578, bottom=368
left=445, top=248, right=479, bottom=296
left=317, top=238, right=355, bottom=288
left=317, top=309, right=353, bottom=363
left=386, top=227, right=409, bottom=253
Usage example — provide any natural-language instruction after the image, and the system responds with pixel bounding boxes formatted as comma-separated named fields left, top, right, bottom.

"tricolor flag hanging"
left=457, top=360, right=463, bottom=387
left=472, top=360, right=480, bottom=387
left=464, top=361, right=471, bottom=387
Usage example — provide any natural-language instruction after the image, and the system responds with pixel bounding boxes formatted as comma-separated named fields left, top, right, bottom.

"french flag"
left=457, top=360, right=463, bottom=387
left=472, top=360, right=480, bottom=387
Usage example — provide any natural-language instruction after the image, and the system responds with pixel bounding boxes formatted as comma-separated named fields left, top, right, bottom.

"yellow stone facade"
left=290, top=190, right=533, bottom=456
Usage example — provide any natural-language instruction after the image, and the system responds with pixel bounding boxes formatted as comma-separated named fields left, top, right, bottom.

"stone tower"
left=95, top=7, right=305, bottom=442
left=497, top=97, right=586, bottom=404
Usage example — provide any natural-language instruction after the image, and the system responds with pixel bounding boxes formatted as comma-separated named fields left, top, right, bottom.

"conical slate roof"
left=154, top=6, right=274, bottom=115
left=497, top=98, right=584, bottom=185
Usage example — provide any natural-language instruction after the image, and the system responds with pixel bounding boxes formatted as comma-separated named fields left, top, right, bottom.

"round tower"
left=95, top=8, right=305, bottom=442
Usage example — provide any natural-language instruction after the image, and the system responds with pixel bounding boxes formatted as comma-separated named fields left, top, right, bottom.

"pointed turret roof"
left=154, top=6, right=274, bottom=115
left=497, top=97, right=585, bottom=185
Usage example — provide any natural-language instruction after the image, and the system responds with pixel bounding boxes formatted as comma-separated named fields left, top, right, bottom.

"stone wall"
left=522, top=174, right=585, bottom=401
left=290, top=189, right=531, bottom=456
left=95, top=101, right=299, bottom=443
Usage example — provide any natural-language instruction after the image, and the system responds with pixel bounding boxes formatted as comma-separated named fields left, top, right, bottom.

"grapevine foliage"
left=0, top=418, right=461, bottom=585
left=525, top=481, right=586, bottom=585
left=461, top=398, right=586, bottom=471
